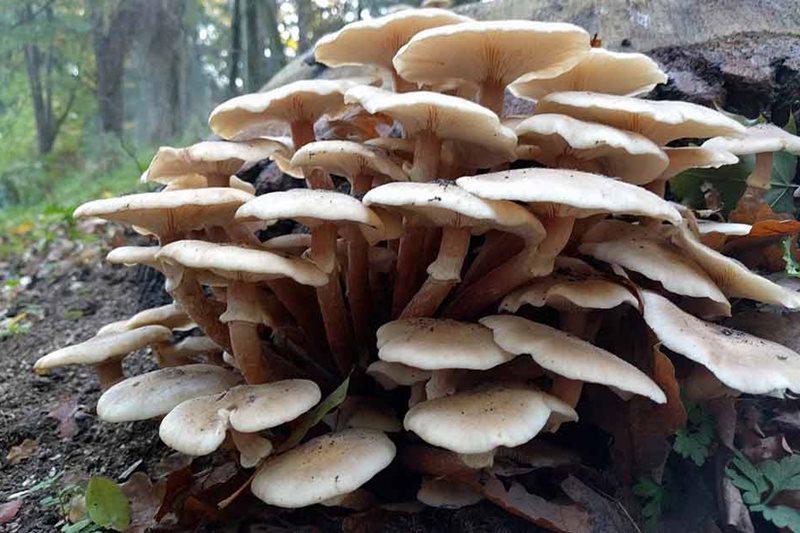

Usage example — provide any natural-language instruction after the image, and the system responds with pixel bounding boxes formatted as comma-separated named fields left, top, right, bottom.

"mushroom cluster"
left=35, top=7, right=800, bottom=518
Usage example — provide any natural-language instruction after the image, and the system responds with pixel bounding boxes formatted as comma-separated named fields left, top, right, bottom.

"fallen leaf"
left=707, top=397, right=737, bottom=450
left=0, top=500, right=22, bottom=524
left=48, top=396, right=79, bottom=439
left=6, top=438, right=37, bottom=465
left=86, top=476, right=131, bottom=532
left=560, top=476, right=639, bottom=533
left=120, top=472, right=166, bottom=533
left=717, top=454, right=755, bottom=533
left=481, top=475, right=590, bottom=533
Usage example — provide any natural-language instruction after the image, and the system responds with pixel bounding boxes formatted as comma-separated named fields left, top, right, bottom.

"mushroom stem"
left=411, top=130, right=442, bottom=182
left=559, top=309, right=599, bottom=342
left=346, top=233, right=373, bottom=364
left=746, top=151, right=774, bottom=190
left=460, top=230, right=523, bottom=287
left=265, top=279, right=329, bottom=357
left=479, top=81, right=506, bottom=116
left=171, top=276, right=232, bottom=352
left=94, top=360, right=124, bottom=390
left=392, top=71, right=416, bottom=93
left=401, top=226, right=471, bottom=318
left=311, top=223, right=355, bottom=375
left=644, top=179, right=667, bottom=198
left=392, top=224, right=427, bottom=317
left=226, top=281, right=274, bottom=384
left=290, top=120, right=316, bottom=149
left=550, top=376, right=583, bottom=408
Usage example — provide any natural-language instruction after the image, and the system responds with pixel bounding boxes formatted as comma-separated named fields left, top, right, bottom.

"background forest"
left=0, top=0, right=444, bottom=248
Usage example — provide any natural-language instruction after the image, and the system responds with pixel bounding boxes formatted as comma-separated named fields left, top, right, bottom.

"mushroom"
left=363, top=181, right=544, bottom=317
left=393, top=20, right=590, bottom=114
left=236, top=189, right=385, bottom=374
left=106, top=246, right=162, bottom=270
left=333, top=396, right=402, bottom=433
left=513, top=114, right=669, bottom=185
left=96, top=364, right=240, bottom=422
left=534, top=92, right=746, bottom=144
left=366, top=360, right=431, bottom=390
left=639, top=289, right=800, bottom=397
left=314, top=8, right=471, bottom=92
left=34, top=325, right=173, bottom=389
left=480, top=315, right=666, bottom=407
left=159, top=380, right=321, bottom=466
left=250, top=428, right=396, bottom=508
left=404, top=383, right=577, bottom=454
left=154, top=335, right=224, bottom=367
left=508, top=48, right=667, bottom=101
left=96, top=303, right=194, bottom=336
left=143, top=138, right=293, bottom=190
left=156, top=240, right=328, bottom=383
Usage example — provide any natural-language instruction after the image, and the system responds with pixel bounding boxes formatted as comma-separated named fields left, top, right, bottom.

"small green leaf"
left=84, top=476, right=130, bottom=532
left=278, top=376, right=350, bottom=452
left=760, top=504, right=800, bottom=532
left=672, top=399, right=715, bottom=466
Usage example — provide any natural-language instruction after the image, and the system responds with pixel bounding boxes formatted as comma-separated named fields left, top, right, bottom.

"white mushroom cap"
left=513, top=114, right=669, bottom=185
left=34, top=325, right=172, bottom=373
left=106, top=246, right=160, bottom=269
left=480, top=315, right=666, bottom=403
left=143, top=138, right=293, bottom=184
left=74, top=188, right=253, bottom=239
left=696, top=220, right=752, bottom=236
left=457, top=168, right=683, bottom=224
left=377, top=318, right=515, bottom=370
left=251, top=428, right=396, bottom=508
left=579, top=237, right=730, bottom=316
left=659, top=147, right=739, bottom=181
left=703, top=124, right=800, bottom=156
left=96, top=303, right=194, bottom=336
left=362, top=181, right=546, bottom=245
left=501, top=277, right=638, bottom=313
left=366, top=360, right=431, bottom=389
left=417, top=478, right=482, bottom=508
left=159, top=380, right=321, bottom=456
left=404, top=384, right=577, bottom=454
left=156, top=240, right=328, bottom=287
left=509, top=48, right=667, bottom=101
left=344, top=86, right=517, bottom=157
left=639, top=290, right=800, bottom=396
left=314, top=8, right=471, bottom=72
left=209, top=79, right=359, bottom=140
left=535, top=92, right=746, bottom=144
left=290, top=140, right=408, bottom=183
left=96, top=364, right=240, bottom=422
left=393, top=21, right=590, bottom=91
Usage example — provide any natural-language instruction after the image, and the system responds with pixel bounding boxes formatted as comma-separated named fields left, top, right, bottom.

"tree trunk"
left=244, top=0, right=267, bottom=91
left=263, top=0, right=285, bottom=76
left=228, top=0, right=242, bottom=96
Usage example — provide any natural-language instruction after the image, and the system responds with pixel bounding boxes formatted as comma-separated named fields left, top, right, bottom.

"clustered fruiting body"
left=35, top=7, right=800, bottom=516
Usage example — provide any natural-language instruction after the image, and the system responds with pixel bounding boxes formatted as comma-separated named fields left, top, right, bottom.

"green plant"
left=726, top=451, right=800, bottom=532
left=783, top=236, right=800, bottom=278
left=0, top=313, right=31, bottom=340
left=39, top=476, right=130, bottom=532
left=672, top=398, right=715, bottom=466
left=633, top=473, right=674, bottom=531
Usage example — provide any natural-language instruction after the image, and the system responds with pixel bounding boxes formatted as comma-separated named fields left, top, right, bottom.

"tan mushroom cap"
left=209, top=79, right=358, bottom=140
left=659, top=147, right=739, bottom=181
left=314, top=8, right=471, bottom=71
left=74, top=188, right=253, bottom=239
left=106, top=246, right=160, bottom=269
left=34, top=325, right=172, bottom=373
left=393, top=20, right=590, bottom=92
left=156, top=240, right=329, bottom=287
left=579, top=237, right=730, bottom=316
left=514, top=114, right=669, bottom=184
left=251, top=428, right=396, bottom=508
left=696, top=220, right=752, bottom=236
left=639, top=290, right=800, bottom=396
left=290, top=140, right=408, bottom=183
left=669, top=224, right=800, bottom=308
left=404, top=384, right=577, bottom=454
left=417, top=478, right=482, bottom=508
left=143, top=138, right=293, bottom=185
left=509, top=48, right=667, bottom=101
left=481, top=315, right=666, bottom=403
left=366, top=360, right=431, bottom=389
left=535, top=92, right=746, bottom=144
left=97, top=303, right=194, bottom=336
left=159, top=380, right=321, bottom=456
left=344, top=86, right=517, bottom=158
left=96, top=364, right=240, bottom=422
left=363, top=181, right=546, bottom=245
left=703, top=124, right=800, bottom=156
left=501, top=277, right=638, bottom=313
left=457, top=168, right=683, bottom=224
left=377, top=318, right=515, bottom=370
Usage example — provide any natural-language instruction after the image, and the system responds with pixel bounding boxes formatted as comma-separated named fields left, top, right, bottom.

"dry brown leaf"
left=559, top=476, right=639, bottom=533
left=0, top=500, right=22, bottom=524
left=716, top=454, right=755, bottom=533
left=48, top=396, right=79, bottom=440
left=121, top=472, right=166, bottom=533
left=6, top=438, right=37, bottom=465
left=481, top=475, right=590, bottom=533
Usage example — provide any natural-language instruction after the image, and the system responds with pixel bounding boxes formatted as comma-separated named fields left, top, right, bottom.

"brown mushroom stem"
left=226, top=282, right=274, bottom=384
left=311, top=223, right=355, bottom=375
left=401, top=226, right=471, bottom=318
left=94, top=360, right=124, bottom=390
left=411, top=130, right=442, bottom=182
left=644, top=180, right=667, bottom=198
left=265, top=279, right=329, bottom=357
left=401, top=444, right=479, bottom=482
left=550, top=376, right=583, bottom=408
left=153, top=342, right=193, bottom=367
left=392, top=71, right=416, bottom=93
left=444, top=217, right=575, bottom=320
left=480, top=81, right=506, bottom=116
left=346, top=234, right=373, bottom=364
left=392, top=224, right=427, bottom=317
left=290, top=120, right=316, bottom=148
left=746, top=152, right=774, bottom=190
left=171, top=276, right=232, bottom=352
left=460, top=230, right=523, bottom=287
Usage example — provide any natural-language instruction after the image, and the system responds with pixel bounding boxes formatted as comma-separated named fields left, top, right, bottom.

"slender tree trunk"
left=228, top=0, right=242, bottom=95
left=263, top=0, right=285, bottom=78
left=244, top=0, right=267, bottom=91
